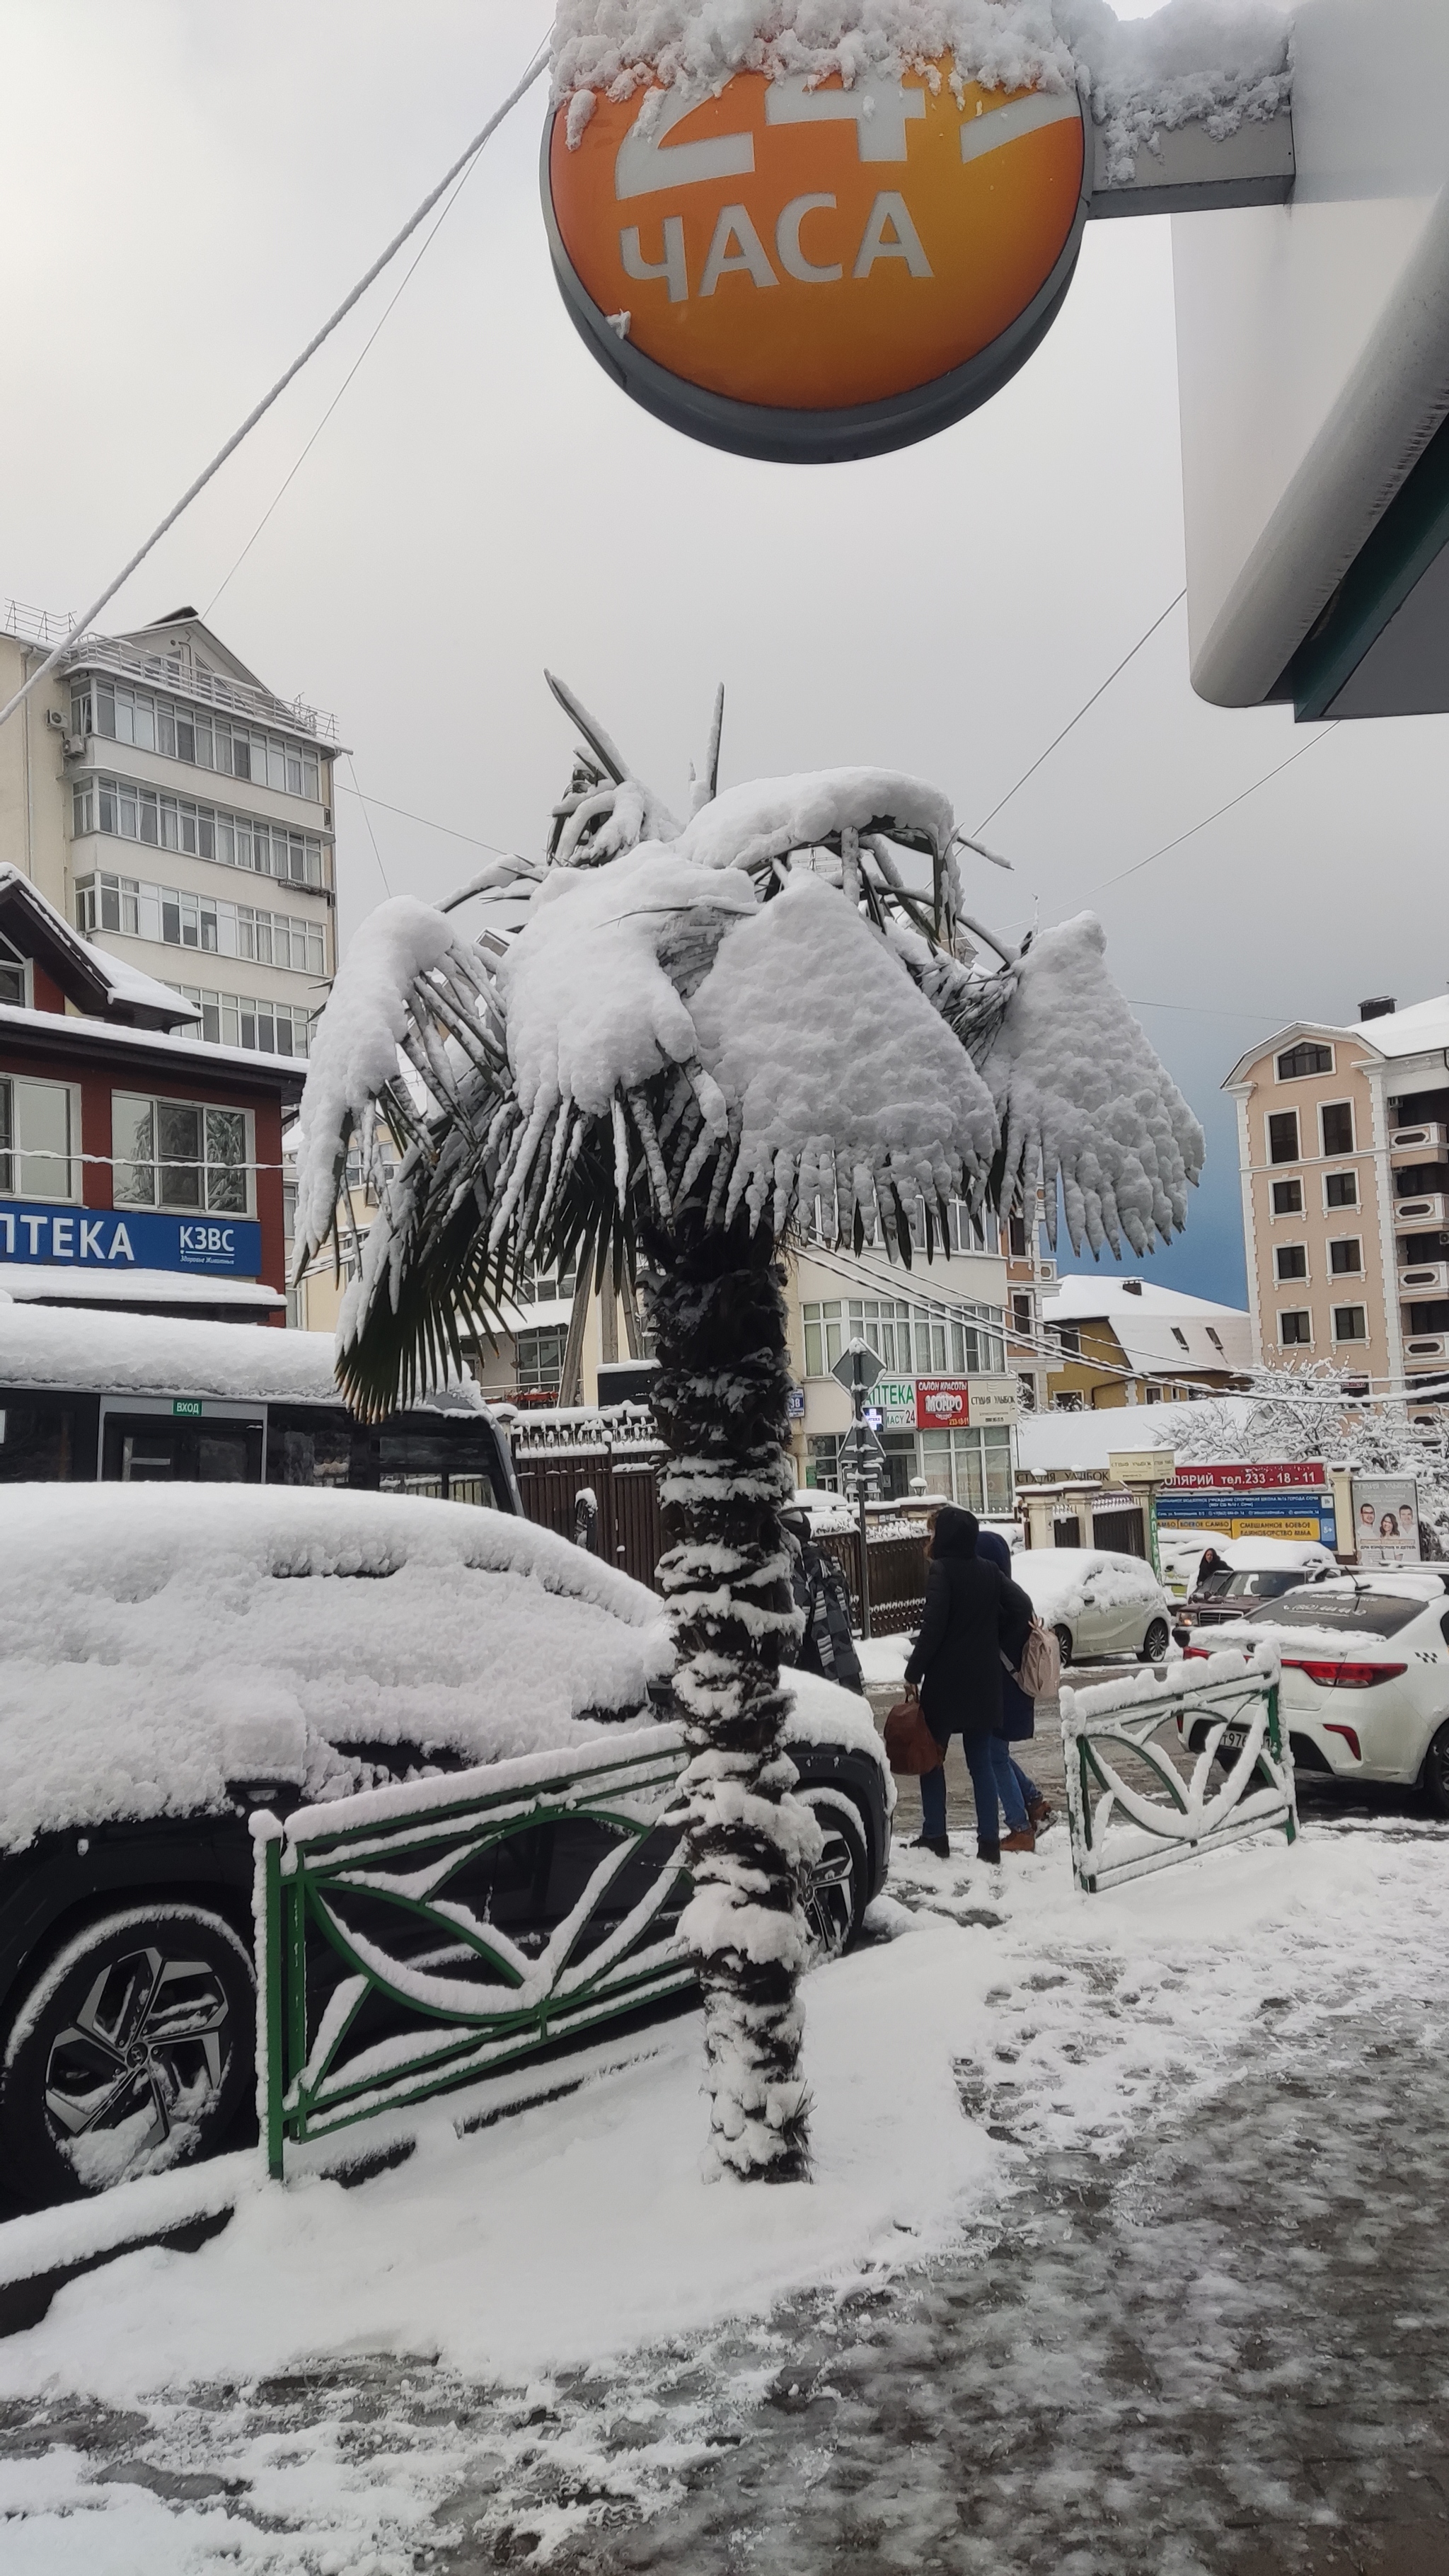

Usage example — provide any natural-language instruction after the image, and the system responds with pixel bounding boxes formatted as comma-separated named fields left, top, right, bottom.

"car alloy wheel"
left=1053, top=1624, right=1074, bottom=1669
left=798, top=1792, right=868, bottom=1964
left=1140, top=1619, right=1170, bottom=1662
left=0, top=1905, right=254, bottom=2201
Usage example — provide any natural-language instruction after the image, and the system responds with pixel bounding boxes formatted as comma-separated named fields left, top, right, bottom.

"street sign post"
left=831, top=1339, right=882, bottom=1639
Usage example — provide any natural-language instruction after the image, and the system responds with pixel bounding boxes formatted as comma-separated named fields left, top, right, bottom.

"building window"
left=1329, top=1237, right=1363, bottom=1276
left=1012, top=1293, right=1032, bottom=1337
left=0, top=932, right=30, bottom=1010
left=111, top=1094, right=249, bottom=1214
left=1276, top=1244, right=1307, bottom=1283
left=1271, top=1179, right=1303, bottom=1217
left=1055, top=1322, right=1080, bottom=1356
left=801, top=1295, right=1005, bottom=1378
left=1320, top=1102, right=1355, bottom=1156
left=513, top=1325, right=567, bottom=1396
left=0, top=1075, right=79, bottom=1201
left=1170, top=1325, right=1189, bottom=1348
left=74, top=773, right=328, bottom=889
left=1325, top=1171, right=1358, bottom=1209
left=1206, top=1326, right=1224, bottom=1351
left=1279, top=1310, right=1312, bottom=1347
left=1277, top=1041, right=1334, bottom=1080
left=76, top=874, right=326, bottom=978
left=1332, top=1305, right=1368, bottom=1343
left=167, top=985, right=314, bottom=1058
left=806, top=1433, right=841, bottom=1491
left=1008, top=1214, right=1027, bottom=1257
left=514, top=1261, right=579, bottom=1307
left=1268, top=1111, right=1300, bottom=1164
left=77, top=679, right=322, bottom=802
left=918, top=1424, right=1013, bottom=1515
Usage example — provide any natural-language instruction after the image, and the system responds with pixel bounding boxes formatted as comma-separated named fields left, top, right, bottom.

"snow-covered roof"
left=1225, top=994, right=1449, bottom=1083
left=0, top=864, right=199, bottom=1032
left=0, top=997, right=305, bottom=1086
left=1015, top=1400, right=1206, bottom=1479
left=0, top=1300, right=487, bottom=1409
left=0, top=1269, right=284, bottom=1312
left=0, top=1486, right=672, bottom=1853
left=1042, top=1276, right=1252, bottom=1380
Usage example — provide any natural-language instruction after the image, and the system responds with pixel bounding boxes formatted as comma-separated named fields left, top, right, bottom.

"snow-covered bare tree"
left=1174, top=1362, right=1449, bottom=1558
left=293, top=675, right=1203, bottom=2181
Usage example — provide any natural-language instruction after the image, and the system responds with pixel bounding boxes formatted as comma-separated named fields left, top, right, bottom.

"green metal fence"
left=1060, top=1647, right=1297, bottom=1895
left=253, top=1728, right=693, bottom=2179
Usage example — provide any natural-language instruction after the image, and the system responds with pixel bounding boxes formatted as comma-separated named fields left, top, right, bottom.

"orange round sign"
left=544, top=64, right=1087, bottom=462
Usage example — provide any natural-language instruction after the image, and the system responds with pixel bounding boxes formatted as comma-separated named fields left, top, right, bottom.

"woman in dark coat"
left=976, top=1525, right=1051, bottom=1830
left=904, top=1505, right=1037, bottom=1862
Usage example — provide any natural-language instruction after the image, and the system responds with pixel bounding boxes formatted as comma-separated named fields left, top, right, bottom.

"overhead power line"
left=1094, top=722, right=1341, bottom=894
left=335, top=781, right=519, bottom=857
left=0, top=43, right=548, bottom=734
left=972, top=588, right=1186, bottom=836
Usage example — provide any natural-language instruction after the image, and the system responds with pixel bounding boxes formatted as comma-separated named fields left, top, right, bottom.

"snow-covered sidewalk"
left=1, top=1821, right=1446, bottom=2570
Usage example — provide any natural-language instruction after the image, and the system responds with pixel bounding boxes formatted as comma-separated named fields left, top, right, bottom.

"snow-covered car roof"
left=0, top=1302, right=488, bottom=1414
left=0, top=1488, right=886, bottom=1854
left=1012, top=1547, right=1164, bottom=1619
left=0, top=1488, right=674, bottom=1854
left=1217, top=1537, right=1337, bottom=1573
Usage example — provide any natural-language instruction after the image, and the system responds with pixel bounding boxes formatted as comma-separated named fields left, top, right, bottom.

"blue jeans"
left=920, top=1731, right=1030, bottom=1843
left=1010, top=1757, right=1041, bottom=1810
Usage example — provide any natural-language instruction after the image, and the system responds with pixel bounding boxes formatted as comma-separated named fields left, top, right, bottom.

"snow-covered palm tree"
left=293, top=675, right=1203, bottom=2181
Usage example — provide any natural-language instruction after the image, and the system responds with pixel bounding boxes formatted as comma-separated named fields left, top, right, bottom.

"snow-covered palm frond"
left=978, top=913, right=1204, bottom=1258
left=294, top=681, right=1203, bottom=1413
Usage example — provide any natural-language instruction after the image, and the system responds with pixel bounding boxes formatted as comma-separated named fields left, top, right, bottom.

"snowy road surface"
left=1, top=1820, right=1447, bottom=2572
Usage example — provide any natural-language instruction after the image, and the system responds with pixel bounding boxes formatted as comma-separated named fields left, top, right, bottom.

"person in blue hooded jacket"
left=976, top=1524, right=1053, bottom=1832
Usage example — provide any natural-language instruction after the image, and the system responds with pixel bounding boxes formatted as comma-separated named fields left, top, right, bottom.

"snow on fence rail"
left=252, top=1730, right=693, bottom=2179
left=1060, top=1642, right=1295, bottom=1895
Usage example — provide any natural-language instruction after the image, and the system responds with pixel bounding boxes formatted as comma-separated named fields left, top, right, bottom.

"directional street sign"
left=831, top=1338, right=883, bottom=1396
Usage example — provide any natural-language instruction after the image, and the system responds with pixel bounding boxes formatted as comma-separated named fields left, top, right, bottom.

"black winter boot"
left=977, top=1839, right=1001, bottom=1863
left=910, top=1833, right=951, bottom=1859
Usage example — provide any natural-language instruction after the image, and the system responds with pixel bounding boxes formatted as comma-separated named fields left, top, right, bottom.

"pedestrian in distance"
left=782, top=1511, right=865, bottom=1696
left=976, top=1524, right=1054, bottom=1831
left=904, top=1503, right=1037, bottom=1864
left=1194, top=1544, right=1232, bottom=1596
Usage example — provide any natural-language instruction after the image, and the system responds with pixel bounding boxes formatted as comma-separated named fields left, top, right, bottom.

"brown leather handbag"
left=884, top=1687, right=944, bottom=1776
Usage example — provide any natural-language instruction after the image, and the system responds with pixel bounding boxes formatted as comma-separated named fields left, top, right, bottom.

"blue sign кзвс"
left=0, top=1201, right=262, bottom=1276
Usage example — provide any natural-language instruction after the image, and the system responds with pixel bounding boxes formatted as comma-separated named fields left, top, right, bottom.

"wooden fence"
left=509, top=1410, right=928, bottom=1636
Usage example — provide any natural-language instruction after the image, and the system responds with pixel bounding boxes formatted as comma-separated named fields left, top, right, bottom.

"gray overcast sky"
left=3, top=0, right=1444, bottom=1308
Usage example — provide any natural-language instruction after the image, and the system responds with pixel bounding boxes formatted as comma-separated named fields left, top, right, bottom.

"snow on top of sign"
left=0, top=1300, right=485, bottom=1409
left=0, top=1486, right=673, bottom=1854
left=550, top=0, right=1292, bottom=181
left=0, top=1267, right=284, bottom=1310
left=1218, top=1534, right=1337, bottom=1573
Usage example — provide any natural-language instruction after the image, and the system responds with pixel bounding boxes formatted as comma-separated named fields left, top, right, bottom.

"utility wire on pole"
left=0, top=45, right=548, bottom=734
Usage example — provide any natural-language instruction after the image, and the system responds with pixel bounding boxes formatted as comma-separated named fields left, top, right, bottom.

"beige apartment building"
left=1227, top=993, right=1449, bottom=1394
left=0, top=599, right=339, bottom=1070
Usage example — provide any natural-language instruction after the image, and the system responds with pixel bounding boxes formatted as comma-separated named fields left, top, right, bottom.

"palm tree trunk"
left=643, top=1208, right=817, bottom=2181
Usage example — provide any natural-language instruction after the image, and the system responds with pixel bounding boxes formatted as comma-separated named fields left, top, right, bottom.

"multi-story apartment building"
left=0, top=600, right=338, bottom=1069
left=1227, top=993, right=1449, bottom=1397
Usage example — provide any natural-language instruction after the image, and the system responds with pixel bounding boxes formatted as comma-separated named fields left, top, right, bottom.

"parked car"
left=1175, top=1536, right=1339, bottom=1635
left=1178, top=1569, right=1449, bottom=1810
left=0, top=1487, right=891, bottom=2204
left=1012, top=1547, right=1172, bottom=1667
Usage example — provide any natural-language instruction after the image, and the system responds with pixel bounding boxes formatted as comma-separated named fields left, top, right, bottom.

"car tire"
left=1139, top=1619, right=1170, bottom=1662
left=1052, top=1624, right=1074, bottom=1670
left=1423, top=1723, right=1449, bottom=1820
left=0, top=1904, right=255, bottom=2203
left=798, top=1792, right=870, bottom=1964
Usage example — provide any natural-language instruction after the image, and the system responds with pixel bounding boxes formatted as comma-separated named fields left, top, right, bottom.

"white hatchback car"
left=1179, top=1569, right=1449, bottom=1810
left=1012, top=1547, right=1173, bottom=1667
